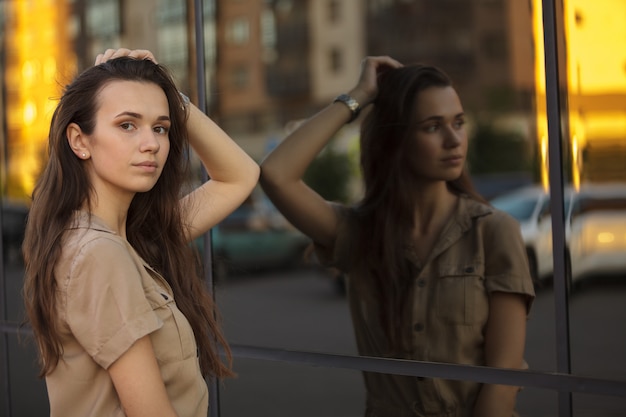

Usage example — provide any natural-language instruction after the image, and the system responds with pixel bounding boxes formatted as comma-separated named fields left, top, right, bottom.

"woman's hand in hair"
left=348, top=56, right=403, bottom=109
left=95, top=48, right=158, bottom=65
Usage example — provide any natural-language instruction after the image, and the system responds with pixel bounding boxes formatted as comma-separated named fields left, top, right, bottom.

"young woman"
left=260, top=56, right=535, bottom=416
left=22, top=49, right=259, bottom=417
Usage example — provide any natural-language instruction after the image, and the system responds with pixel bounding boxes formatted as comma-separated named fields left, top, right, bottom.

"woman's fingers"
left=94, top=48, right=158, bottom=65
left=351, top=56, right=403, bottom=104
left=127, top=49, right=158, bottom=63
left=362, top=55, right=403, bottom=70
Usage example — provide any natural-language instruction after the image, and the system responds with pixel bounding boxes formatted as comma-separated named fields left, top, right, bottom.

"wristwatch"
left=179, top=91, right=190, bottom=110
left=333, top=93, right=361, bottom=123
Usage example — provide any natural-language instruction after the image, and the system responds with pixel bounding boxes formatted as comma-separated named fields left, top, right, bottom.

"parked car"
left=205, top=191, right=311, bottom=281
left=533, top=183, right=626, bottom=288
left=490, top=185, right=550, bottom=283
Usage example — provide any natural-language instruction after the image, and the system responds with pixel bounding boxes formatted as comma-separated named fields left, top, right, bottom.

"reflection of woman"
left=22, top=49, right=259, bottom=416
left=260, top=56, right=535, bottom=416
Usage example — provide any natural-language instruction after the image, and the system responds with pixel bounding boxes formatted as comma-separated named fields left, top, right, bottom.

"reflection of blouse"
left=46, top=211, right=208, bottom=417
left=316, top=196, right=535, bottom=417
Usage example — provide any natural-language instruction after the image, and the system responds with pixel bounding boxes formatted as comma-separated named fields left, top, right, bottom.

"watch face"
left=334, top=94, right=360, bottom=122
left=337, top=94, right=358, bottom=110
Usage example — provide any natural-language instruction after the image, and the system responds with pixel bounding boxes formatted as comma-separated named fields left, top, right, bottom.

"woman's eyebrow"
left=417, top=112, right=465, bottom=124
left=115, top=111, right=142, bottom=119
left=114, top=111, right=170, bottom=121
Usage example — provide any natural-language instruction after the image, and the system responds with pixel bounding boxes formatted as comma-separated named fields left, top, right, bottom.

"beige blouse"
left=46, top=211, right=208, bottom=417
left=316, top=196, right=535, bottom=417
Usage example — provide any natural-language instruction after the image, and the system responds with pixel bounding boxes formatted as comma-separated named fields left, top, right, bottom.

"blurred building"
left=562, top=0, right=626, bottom=185
left=366, top=0, right=536, bottom=136
left=2, top=0, right=625, bottom=200
left=214, top=0, right=364, bottom=158
left=215, top=0, right=536, bottom=159
left=532, top=0, right=626, bottom=189
left=2, top=0, right=76, bottom=202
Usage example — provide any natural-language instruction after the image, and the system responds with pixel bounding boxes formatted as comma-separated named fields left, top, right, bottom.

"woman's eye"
left=120, top=122, right=135, bottom=131
left=424, top=124, right=439, bottom=133
left=454, top=119, right=465, bottom=129
left=154, top=126, right=169, bottom=135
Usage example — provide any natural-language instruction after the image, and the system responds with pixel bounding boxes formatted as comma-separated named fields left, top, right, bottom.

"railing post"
left=541, top=0, right=573, bottom=416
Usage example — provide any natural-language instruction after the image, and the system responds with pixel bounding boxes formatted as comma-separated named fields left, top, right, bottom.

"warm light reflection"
left=571, top=134, right=580, bottom=189
left=597, top=232, right=615, bottom=244
left=566, top=1, right=626, bottom=187
left=4, top=0, right=75, bottom=202
left=533, top=0, right=626, bottom=192
left=531, top=1, right=550, bottom=192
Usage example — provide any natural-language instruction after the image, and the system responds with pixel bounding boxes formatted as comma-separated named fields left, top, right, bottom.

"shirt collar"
left=406, top=195, right=492, bottom=267
left=70, top=210, right=118, bottom=235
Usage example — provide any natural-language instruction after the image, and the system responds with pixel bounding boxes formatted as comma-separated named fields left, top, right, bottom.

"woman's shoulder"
left=462, top=196, right=520, bottom=232
left=64, top=225, right=124, bottom=255
left=61, top=215, right=131, bottom=268
left=484, top=206, right=519, bottom=228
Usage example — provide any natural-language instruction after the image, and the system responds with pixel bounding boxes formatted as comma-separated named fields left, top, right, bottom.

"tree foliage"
left=303, top=145, right=352, bottom=203
left=467, top=122, right=532, bottom=175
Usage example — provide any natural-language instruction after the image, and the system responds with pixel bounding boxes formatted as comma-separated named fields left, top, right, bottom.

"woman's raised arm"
left=181, top=103, right=259, bottom=240
left=260, top=56, right=402, bottom=247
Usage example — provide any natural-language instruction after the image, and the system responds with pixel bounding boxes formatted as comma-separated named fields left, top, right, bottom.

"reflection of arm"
left=472, top=292, right=527, bottom=417
left=260, top=101, right=353, bottom=247
left=109, top=336, right=179, bottom=417
left=473, top=211, right=534, bottom=416
left=260, top=56, right=402, bottom=247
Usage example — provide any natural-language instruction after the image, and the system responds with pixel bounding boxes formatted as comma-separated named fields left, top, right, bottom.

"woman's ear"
left=67, top=123, right=90, bottom=160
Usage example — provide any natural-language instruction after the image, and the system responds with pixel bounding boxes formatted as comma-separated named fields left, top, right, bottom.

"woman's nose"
left=444, top=126, right=462, bottom=148
left=139, top=129, right=160, bottom=153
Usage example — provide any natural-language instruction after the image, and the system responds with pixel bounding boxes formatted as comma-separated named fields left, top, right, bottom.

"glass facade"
left=1, top=0, right=626, bottom=416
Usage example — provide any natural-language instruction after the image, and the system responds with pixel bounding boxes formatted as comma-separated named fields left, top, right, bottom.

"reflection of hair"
left=355, top=64, right=484, bottom=348
left=22, top=57, right=233, bottom=378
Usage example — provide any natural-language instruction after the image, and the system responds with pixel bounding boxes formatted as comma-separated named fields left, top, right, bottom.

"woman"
left=22, top=49, right=259, bottom=417
left=260, top=56, right=535, bottom=416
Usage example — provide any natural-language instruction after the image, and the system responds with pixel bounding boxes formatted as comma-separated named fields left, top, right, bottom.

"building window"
left=328, top=0, right=341, bottom=23
left=329, top=47, right=343, bottom=73
left=231, top=66, right=250, bottom=89
left=226, top=17, right=250, bottom=45
left=481, top=32, right=507, bottom=61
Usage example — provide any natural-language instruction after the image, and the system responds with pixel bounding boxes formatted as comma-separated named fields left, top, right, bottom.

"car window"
left=491, top=195, right=541, bottom=222
left=538, top=193, right=570, bottom=221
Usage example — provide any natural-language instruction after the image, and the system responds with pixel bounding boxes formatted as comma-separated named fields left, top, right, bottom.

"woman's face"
left=406, top=86, right=467, bottom=183
left=83, top=80, right=171, bottom=202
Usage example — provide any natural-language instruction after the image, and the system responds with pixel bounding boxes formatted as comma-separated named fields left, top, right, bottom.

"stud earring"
left=82, top=153, right=86, bottom=158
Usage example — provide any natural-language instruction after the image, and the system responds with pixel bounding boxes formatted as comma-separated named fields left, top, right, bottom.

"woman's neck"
left=411, top=182, right=458, bottom=236
left=83, top=195, right=131, bottom=238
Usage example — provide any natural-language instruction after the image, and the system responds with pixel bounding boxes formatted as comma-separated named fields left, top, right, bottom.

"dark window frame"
left=2, top=2, right=626, bottom=417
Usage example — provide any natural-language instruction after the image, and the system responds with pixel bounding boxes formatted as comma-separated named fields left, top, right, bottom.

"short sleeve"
left=482, top=210, right=536, bottom=312
left=66, top=237, right=162, bottom=369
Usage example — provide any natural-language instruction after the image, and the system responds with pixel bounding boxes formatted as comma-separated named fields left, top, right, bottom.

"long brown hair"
left=354, top=64, right=485, bottom=348
left=22, top=57, right=233, bottom=378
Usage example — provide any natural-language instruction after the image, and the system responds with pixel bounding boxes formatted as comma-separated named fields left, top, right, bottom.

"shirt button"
left=417, top=279, right=426, bottom=288
left=413, top=323, right=424, bottom=332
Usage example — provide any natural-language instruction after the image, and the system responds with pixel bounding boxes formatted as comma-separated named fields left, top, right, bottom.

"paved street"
left=2, top=263, right=626, bottom=416
left=215, top=267, right=626, bottom=417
